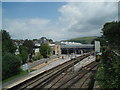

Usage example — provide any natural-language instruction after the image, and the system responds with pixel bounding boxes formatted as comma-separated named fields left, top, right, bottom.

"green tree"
left=1, top=30, right=22, bottom=80
left=96, top=21, right=120, bottom=89
left=23, top=39, right=34, bottom=54
left=33, top=39, right=37, bottom=41
left=19, top=45, right=29, bottom=64
left=91, top=36, right=107, bottom=46
left=2, top=53, right=22, bottom=80
left=39, top=44, right=51, bottom=58
left=102, top=21, right=120, bottom=46
left=48, top=39, right=53, bottom=43
left=2, top=30, right=16, bottom=55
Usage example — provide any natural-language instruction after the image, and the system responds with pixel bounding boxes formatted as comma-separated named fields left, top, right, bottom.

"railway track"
left=43, top=61, right=98, bottom=90
left=66, top=62, right=98, bottom=89
left=71, top=66, right=98, bottom=89
left=7, top=52, right=94, bottom=90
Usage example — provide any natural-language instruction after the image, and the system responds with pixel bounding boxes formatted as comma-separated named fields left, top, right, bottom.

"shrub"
left=32, top=53, right=43, bottom=61
left=2, top=53, right=22, bottom=80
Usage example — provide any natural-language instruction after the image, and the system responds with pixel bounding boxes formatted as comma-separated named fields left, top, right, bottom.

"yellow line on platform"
left=47, top=57, right=59, bottom=63
left=31, top=63, right=46, bottom=70
left=31, top=57, right=61, bottom=70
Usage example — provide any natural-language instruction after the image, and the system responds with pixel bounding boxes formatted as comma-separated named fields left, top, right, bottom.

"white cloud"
left=3, top=18, right=51, bottom=39
left=54, top=2, right=118, bottom=40
left=3, top=2, right=118, bottom=41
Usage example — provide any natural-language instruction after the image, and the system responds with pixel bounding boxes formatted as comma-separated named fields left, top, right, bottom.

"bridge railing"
left=111, top=50, right=120, bottom=57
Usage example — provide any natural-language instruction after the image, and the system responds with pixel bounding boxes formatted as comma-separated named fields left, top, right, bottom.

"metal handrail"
left=111, top=50, right=120, bottom=57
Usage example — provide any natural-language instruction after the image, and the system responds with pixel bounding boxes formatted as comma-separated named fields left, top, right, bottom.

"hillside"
left=62, top=36, right=98, bottom=44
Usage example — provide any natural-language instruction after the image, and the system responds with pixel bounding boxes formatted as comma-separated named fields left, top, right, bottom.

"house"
left=49, top=44, right=61, bottom=55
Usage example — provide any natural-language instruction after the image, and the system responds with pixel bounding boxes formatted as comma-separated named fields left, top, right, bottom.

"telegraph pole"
left=46, top=49, right=48, bottom=63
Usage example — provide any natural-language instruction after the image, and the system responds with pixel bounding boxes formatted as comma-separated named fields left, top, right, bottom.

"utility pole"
left=46, top=49, right=48, bottom=63
left=26, top=54, right=30, bottom=72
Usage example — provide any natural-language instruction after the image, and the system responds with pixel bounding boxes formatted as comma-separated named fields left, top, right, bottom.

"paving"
left=74, top=55, right=95, bottom=72
left=31, top=57, right=60, bottom=71
left=21, top=55, right=59, bottom=70
left=29, top=55, right=73, bottom=74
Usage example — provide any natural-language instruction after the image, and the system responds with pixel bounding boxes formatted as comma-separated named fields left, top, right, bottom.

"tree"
left=1, top=30, right=22, bottom=80
left=33, top=39, right=37, bottom=41
left=48, top=39, right=53, bottom=43
left=22, top=39, right=35, bottom=61
left=91, top=36, right=107, bottom=46
left=95, top=21, right=120, bottom=88
left=102, top=21, right=120, bottom=46
left=2, top=30, right=16, bottom=55
left=23, top=39, right=34, bottom=55
left=19, top=45, right=29, bottom=64
left=39, top=44, right=51, bottom=58
left=2, top=53, right=22, bottom=80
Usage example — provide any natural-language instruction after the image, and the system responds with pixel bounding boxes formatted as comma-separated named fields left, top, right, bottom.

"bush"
left=96, top=48, right=120, bottom=88
left=2, top=53, right=22, bottom=80
left=32, top=53, right=43, bottom=61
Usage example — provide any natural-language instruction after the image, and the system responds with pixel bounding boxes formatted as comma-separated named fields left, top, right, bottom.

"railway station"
left=3, top=48, right=99, bottom=89
left=61, top=43, right=94, bottom=54
left=2, top=41, right=101, bottom=90
left=1, top=1, right=119, bottom=89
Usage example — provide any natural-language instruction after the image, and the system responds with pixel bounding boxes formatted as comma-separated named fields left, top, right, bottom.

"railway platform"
left=2, top=54, right=75, bottom=88
left=3, top=53, right=95, bottom=89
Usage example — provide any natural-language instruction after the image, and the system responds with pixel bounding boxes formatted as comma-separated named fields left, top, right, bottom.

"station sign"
left=95, top=41, right=100, bottom=52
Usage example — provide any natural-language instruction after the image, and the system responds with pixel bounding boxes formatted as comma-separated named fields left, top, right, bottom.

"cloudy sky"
left=2, top=2, right=118, bottom=41
left=0, top=2, right=1, bottom=29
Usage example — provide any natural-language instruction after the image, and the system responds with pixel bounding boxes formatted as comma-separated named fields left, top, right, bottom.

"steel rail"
left=6, top=52, right=94, bottom=90
left=29, top=53, right=92, bottom=89
left=54, top=61, right=97, bottom=89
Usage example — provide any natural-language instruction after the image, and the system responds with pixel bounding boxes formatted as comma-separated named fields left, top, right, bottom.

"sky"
left=2, top=2, right=118, bottom=41
left=0, top=2, right=1, bottom=29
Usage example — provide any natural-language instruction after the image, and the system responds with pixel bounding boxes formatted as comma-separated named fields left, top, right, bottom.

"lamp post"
left=67, top=48, right=69, bottom=58
left=70, top=53, right=74, bottom=72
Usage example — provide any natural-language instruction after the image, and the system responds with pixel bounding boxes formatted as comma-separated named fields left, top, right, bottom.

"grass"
left=3, top=70, right=29, bottom=84
left=62, top=36, right=98, bottom=44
